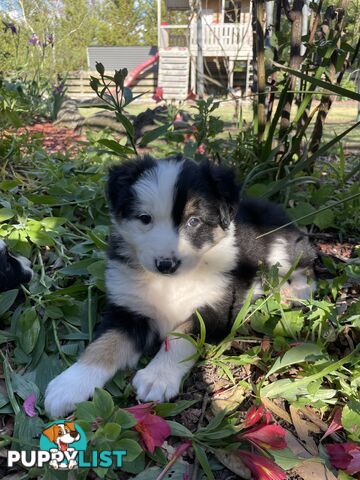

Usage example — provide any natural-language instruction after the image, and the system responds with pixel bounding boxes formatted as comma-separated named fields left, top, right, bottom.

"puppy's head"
left=107, top=156, right=239, bottom=275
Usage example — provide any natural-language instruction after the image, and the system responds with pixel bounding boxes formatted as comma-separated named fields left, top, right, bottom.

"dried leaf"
left=322, top=407, right=343, bottom=440
left=260, top=397, right=292, bottom=424
left=293, top=460, right=338, bottom=480
left=285, top=431, right=312, bottom=459
left=211, top=385, right=246, bottom=415
left=289, top=406, right=319, bottom=455
left=215, top=449, right=251, bottom=479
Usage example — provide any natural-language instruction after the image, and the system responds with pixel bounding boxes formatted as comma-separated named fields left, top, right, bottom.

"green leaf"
left=273, top=62, right=360, bottom=102
left=60, top=258, right=96, bottom=276
left=261, top=347, right=359, bottom=398
left=342, top=400, right=360, bottom=442
left=28, top=230, right=55, bottom=247
left=113, top=409, right=138, bottom=429
left=193, top=443, right=214, bottom=480
left=103, top=422, right=121, bottom=440
left=0, top=208, right=15, bottom=222
left=93, top=388, right=114, bottom=419
left=313, top=209, right=334, bottom=229
left=41, top=217, right=67, bottom=230
left=266, top=343, right=325, bottom=378
left=287, top=203, right=316, bottom=226
left=116, top=112, right=135, bottom=139
left=115, top=438, right=142, bottom=462
left=75, top=400, right=98, bottom=422
left=167, top=420, right=193, bottom=438
left=0, top=289, right=18, bottom=316
left=231, top=287, right=254, bottom=334
left=27, top=194, right=59, bottom=205
left=267, top=448, right=302, bottom=470
left=17, top=309, right=40, bottom=354
left=97, top=139, right=134, bottom=157
left=139, top=123, right=172, bottom=147
left=154, top=400, right=199, bottom=417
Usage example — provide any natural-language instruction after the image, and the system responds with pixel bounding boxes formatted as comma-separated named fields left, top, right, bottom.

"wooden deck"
left=160, top=22, right=252, bottom=59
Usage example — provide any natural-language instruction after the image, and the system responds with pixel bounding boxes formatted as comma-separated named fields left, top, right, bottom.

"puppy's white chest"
left=106, top=263, right=230, bottom=336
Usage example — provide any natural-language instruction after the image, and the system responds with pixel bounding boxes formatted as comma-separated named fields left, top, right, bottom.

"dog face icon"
left=39, top=421, right=87, bottom=470
left=42, top=422, right=80, bottom=452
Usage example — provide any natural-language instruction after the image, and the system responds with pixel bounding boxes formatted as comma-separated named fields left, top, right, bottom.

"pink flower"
left=326, top=442, right=360, bottom=475
left=152, top=87, right=164, bottom=103
left=23, top=393, right=37, bottom=417
left=240, top=424, right=287, bottom=450
left=242, top=406, right=266, bottom=429
left=240, top=451, right=287, bottom=480
left=196, top=143, right=206, bottom=154
left=126, top=403, right=171, bottom=453
left=322, top=408, right=342, bottom=440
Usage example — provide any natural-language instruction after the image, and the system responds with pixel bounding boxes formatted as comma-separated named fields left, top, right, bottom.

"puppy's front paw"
left=44, top=362, right=110, bottom=418
left=132, top=365, right=181, bottom=402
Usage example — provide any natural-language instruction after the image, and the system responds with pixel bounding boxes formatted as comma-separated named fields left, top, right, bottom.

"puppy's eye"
left=187, top=217, right=201, bottom=227
left=137, top=214, right=152, bottom=225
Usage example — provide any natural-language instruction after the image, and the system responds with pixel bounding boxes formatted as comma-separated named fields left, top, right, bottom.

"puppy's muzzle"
left=155, top=257, right=181, bottom=274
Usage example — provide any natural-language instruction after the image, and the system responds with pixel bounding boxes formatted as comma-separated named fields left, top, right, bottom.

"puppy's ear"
left=202, top=161, right=239, bottom=229
left=42, top=425, right=58, bottom=443
left=107, top=156, right=155, bottom=216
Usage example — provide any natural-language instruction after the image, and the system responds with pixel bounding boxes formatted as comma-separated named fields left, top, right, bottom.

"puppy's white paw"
left=132, top=365, right=182, bottom=402
left=44, top=362, right=110, bottom=418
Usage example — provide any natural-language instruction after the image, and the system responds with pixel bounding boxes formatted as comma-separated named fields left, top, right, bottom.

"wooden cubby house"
left=157, top=0, right=253, bottom=99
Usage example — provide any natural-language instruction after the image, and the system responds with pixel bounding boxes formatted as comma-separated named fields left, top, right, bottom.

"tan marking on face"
left=183, top=197, right=200, bottom=219
left=81, top=330, right=138, bottom=370
left=213, top=225, right=226, bottom=243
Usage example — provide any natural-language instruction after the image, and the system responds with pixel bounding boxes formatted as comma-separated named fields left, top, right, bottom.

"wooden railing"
left=160, top=22, right=252, bottom=57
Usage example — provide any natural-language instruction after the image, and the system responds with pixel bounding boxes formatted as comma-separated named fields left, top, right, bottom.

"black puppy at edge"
left=0, top=240, right=33, bottom=292
left=45, top=155, right=316, bottom=417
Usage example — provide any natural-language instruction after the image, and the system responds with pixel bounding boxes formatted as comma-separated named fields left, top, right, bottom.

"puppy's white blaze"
left=133, top=159, right=184, bottom=219
left=132, top=336, right=196, bottom=402
left=44, top=363, right=112, bottom=418
left=0, top=239, right=6, bottom=251
left=267, top=237, right=291, bottom=274
left=106, top=223, right=237, bottom=336
left=113, top=160, right=185, bottom=272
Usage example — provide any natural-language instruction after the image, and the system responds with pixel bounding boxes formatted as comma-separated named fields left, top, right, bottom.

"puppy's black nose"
left=155, top=258, right=181, bottom=274
left=70, top=431, right=79, bottom=439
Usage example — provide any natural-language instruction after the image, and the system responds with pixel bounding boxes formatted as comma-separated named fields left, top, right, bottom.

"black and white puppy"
left=0, top=240, right=33, bottom=292
left=45, top=156, right=316, bottom=417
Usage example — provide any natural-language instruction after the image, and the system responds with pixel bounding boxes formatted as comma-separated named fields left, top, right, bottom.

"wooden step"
left=159, top=48, right=190, bottom=100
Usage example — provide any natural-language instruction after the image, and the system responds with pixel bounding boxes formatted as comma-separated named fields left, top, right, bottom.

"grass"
left=79, top=99, right=360, bottom=151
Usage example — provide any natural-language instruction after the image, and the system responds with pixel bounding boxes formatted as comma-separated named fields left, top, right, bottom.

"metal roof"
left=87, top=46, right=158, bottom=71
left=165, top=0, right=190, bottom=10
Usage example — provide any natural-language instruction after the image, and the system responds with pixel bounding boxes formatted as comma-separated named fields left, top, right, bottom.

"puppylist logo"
left=7, top=420, right=127, bottom=470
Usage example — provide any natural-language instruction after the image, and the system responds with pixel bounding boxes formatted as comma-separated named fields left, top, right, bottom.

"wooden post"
left=256, top=0, right=266, bottom=139
left=221, top=0, right=225, bottom=22
left=157, top=0, right=161, bottom=48
left=228, top=58, right=234, bottom=90
left=191, top=56, right=197, bottom=93
left=196, top=0, right=205, bottom=98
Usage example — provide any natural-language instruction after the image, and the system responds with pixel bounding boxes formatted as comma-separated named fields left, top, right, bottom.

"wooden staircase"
left=158, top=48, right=190, bottom=101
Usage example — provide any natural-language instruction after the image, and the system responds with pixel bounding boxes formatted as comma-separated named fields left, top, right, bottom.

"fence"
left=65, top=70, right=157, bottom=98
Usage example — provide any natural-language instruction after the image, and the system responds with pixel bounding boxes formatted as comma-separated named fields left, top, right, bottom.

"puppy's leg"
left=268, top=236, right=316, bottom=303
left=45, top=305, right=156, bottom=418
left=280, top=268, right=316, bottom=303
left=133, top=322, right=196, bottom=402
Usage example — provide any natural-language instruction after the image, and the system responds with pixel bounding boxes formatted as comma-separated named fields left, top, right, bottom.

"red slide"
left=124, top=53, right=159, bottom=87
